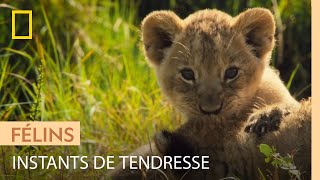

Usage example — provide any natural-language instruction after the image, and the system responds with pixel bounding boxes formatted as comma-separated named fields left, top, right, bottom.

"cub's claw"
left=245, top=106, right=290, bottom=137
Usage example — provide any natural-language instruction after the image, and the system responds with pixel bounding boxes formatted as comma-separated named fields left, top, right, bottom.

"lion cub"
left=141, top=8, right=298, bottom=124
left=109, top=8, right=308, bottom=179
left=141, top=7, right=305, bottom=178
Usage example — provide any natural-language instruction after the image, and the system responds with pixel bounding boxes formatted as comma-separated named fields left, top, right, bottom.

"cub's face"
left=142, top=9, right=275, bottom=119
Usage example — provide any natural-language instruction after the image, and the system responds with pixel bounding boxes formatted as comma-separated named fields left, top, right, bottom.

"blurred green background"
left=0, top=0, right=311, bottom=178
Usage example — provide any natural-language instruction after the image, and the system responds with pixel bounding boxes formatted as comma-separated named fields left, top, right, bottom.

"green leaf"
left=259, top=144, right=273, bottom=157
left=272, top=159, right=283, bottom=166
left=283, top=156, right=293, bottom=164
left=265, top=157, right=271, bottom=163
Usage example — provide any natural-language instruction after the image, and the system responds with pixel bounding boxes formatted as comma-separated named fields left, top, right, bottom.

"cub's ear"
left=233, top=8, right=275, bottom=59
left=141, top=11, right=183, bottom=66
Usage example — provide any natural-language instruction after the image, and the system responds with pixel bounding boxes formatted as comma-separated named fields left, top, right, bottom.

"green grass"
left=0, top=1, right=181, bottom=178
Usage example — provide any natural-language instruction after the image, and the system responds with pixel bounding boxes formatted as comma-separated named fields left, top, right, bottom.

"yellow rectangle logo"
left=12, top=10, right=32, bottom=39
left=0, top=121, right=80, bottom=145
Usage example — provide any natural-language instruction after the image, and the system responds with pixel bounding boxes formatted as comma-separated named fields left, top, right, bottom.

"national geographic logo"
left=12, top=10, right=32, bottom=39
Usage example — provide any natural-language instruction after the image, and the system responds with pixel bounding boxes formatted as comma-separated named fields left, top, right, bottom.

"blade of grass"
left=41, top=4, right=58, bottom=62
left=286, top=63, right=301, bottom=90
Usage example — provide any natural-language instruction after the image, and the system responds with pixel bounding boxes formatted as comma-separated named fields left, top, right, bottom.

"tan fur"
left=108, top=99, right=311, bottom=180
left=109, top=8, right=309, bottom=179
left=141, top=8, right=297, bottom=122
left=161, top=99, right=311, bottom=179
left=141, top=8, right=306, bottom=179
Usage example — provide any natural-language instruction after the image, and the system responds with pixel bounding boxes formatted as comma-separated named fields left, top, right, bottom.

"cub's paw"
left=245, top=106, right=291, bottom=137
left=154, top=130, right=194, bottom=156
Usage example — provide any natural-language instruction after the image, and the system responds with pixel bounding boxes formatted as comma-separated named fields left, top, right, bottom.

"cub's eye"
left=224, top=67, right=239, bottom=80
left=180, top=68, right=195, bottom=81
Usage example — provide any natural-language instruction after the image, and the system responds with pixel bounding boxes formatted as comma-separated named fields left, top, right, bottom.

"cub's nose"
left=198, top=84, right=224, bottom=115
left=199, top=102, right=223, bottom=115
